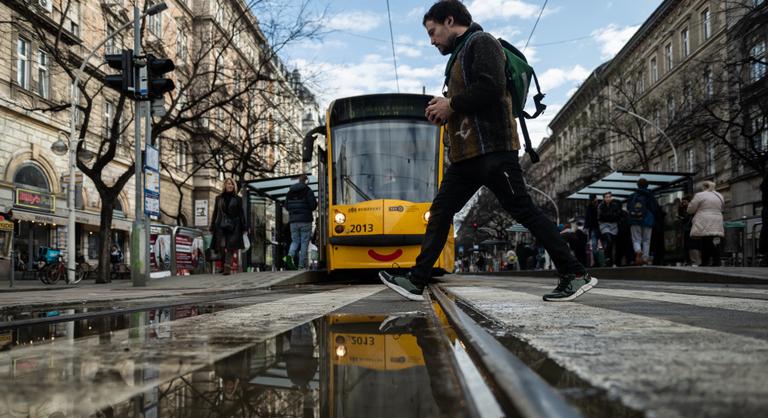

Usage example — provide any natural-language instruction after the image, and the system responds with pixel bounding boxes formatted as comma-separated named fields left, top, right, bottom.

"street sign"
left=144, top=145, right=160, bottom=219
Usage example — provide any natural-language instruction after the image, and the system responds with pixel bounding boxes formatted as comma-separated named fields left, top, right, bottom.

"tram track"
left=427, top=284, right=584, bottom=418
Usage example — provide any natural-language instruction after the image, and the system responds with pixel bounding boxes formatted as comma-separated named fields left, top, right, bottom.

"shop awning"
left=567, top=171, right=692, bottom=201
left=245, top=174, right=318, bottom=204
left=11, top=209, right=132, bottom=231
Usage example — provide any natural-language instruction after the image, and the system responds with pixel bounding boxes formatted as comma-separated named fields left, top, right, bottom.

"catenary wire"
left=524, top=0, right=549, bottom=52
left=385, top=0, right=400, bottom=92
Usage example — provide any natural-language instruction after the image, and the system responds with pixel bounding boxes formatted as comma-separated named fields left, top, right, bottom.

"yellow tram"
left=303, top=94, right=454, bottom=273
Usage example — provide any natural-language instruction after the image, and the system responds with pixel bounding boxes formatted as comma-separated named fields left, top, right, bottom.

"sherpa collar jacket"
left=445, top=23, right=520, bottom=163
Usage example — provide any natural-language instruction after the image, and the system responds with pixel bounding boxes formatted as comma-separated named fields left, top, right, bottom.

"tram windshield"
left=332, top=120, right=439, bottom=205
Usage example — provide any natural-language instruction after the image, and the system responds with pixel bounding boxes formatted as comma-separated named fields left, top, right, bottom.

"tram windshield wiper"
left=342, top=175, right=373, bottom=201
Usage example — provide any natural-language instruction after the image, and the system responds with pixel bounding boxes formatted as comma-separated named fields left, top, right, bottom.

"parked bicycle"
left=37, top=247, right=87, bottom=285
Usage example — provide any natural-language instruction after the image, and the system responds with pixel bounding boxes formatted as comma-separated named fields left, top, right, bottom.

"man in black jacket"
left=597, top=192, right=622, bottom=266
left=285, top=174, right=317, bottom=269
left=379, top=0, right=597, bottom=302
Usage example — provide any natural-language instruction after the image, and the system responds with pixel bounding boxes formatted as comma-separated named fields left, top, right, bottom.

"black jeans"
left=411, top=151, right=585, bottom=283
left=700, top=236, right=722, bottom=266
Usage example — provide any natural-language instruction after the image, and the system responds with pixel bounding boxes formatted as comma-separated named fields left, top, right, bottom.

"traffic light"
left=104, top=49, right=135, bottom=96
left=146, top=54, right=175, bottom=99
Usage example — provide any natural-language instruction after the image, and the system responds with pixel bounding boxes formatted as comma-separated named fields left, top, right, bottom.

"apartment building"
left=0, top=0, right=317, bottom=268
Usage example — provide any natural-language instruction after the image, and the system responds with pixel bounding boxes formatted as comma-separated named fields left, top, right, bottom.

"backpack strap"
left=523, top=72, right=547, bottom=119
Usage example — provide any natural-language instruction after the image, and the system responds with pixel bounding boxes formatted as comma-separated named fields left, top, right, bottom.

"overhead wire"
left=524, top=0, right=548, bottom=52
left=385, top=0, right=400, bottom=92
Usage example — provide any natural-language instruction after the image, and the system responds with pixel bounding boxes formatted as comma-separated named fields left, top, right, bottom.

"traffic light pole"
left=131, top=5, right=148, bottom=287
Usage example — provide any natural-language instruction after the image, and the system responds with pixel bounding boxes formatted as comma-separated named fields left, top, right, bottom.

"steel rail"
left=429, top=284, right=583, bottom=418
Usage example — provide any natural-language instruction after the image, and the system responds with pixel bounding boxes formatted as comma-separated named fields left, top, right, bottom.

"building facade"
left=525, top=0, right=765, bottom=228
left=0, top=0, right=317, bottom=272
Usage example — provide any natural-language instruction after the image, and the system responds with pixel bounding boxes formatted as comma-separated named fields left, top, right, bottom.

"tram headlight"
left=336, top=344, right=347, bottom=357
left=423, top=211, right=431, bottom=222
left=334, top=212, right=346, bottom=224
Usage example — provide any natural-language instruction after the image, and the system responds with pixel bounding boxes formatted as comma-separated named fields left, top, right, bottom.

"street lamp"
left=60, top=3, right=167, bottom=284
left=527, top=185, right=560, bottom=225
left=615, top=105, right=679, bottom=172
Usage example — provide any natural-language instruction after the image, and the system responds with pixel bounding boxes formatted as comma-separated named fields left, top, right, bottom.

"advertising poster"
left=175, top=234, right=193, bottom=275
left=194, top=200, right=208, bottom=227
left=149, top=228, right=171, bottom=275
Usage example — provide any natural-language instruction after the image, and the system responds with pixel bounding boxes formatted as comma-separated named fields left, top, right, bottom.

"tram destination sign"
left=331, top=94, right=431, bottom=124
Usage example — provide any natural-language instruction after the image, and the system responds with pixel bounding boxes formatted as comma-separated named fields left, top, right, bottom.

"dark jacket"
left=210, top=192, right=247, bottom=249
left=585, top=202, right=599, bottom=230
left=627, top=187, right=659, bottom=227
left=284, top=182, right=317, bottom=223
left=598, top=200, right=622, bottom=223
left=445, top=23, right=520, bottom=163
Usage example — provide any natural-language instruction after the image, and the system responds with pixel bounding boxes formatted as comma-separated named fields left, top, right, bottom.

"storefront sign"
left=0, top=220, right=13, bottom=232
left=194, top=200, right=208, bottom=227
left=14, top=189, right=55, bottom=213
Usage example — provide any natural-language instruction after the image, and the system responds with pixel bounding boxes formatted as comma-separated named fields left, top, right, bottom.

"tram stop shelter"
left=243, top=174, right=318, bottom=270
left=566, top=171, right=693, bottom=201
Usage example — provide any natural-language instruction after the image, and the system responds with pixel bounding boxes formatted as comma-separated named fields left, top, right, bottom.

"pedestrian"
left=687, top=181, right=725, bottom=266
left=210, top=178, right=248, bottom=275
left=585, top=194, right=600, bottom=266
left=597, top=192, right=622, bottom=267
left=677, top=196, right=701, bottom=265
left=379, top=1, right=596, bottom=302
left=626, top=178, right=660, bottom=265
left=285, top=174, right=317, bottom=270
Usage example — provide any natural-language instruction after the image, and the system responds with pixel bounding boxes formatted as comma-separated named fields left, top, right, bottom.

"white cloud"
left=291, top=56, right=443, bottom=111
left=467, top=0, right=552, bottom=21
left=407, top=7, right=426, bottom=19
left=394, top=35, right=426, bottom=59
left=538, top=65, right=591, bottom=92
left=326, top=11, right=382, bottom=32
left=592, top=24, right=640, bottom=59
left=488, top=25, right=522, bottom=42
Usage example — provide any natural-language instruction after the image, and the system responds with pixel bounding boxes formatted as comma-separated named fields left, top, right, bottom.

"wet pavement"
left=441, top=275, right=768, bottom=418
left=0, top=284, right=476, bottom=417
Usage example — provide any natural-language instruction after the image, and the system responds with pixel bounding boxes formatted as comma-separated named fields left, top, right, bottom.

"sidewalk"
left=486, top=266, right=768, bottom=284
left=0, top=270, right=325, bottom=309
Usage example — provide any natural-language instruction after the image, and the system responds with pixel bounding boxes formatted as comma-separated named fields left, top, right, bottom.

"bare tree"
left=3, top=0, right=325, bottom=282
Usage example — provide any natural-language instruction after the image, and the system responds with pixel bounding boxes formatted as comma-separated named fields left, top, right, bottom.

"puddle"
left=0, top=303, right=226, bottom=352
left=0, top=312, right=468, bottom=417
left=456, top=299, right=645, bottom=418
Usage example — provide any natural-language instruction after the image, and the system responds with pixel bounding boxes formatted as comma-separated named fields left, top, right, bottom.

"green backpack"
left=498, top=38, right=546, bottom=164
left=444, top=34, right=547, bottom=164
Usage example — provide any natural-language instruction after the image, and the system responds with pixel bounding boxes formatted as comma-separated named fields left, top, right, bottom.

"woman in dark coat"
left=210, top=178, right=247, bottom=275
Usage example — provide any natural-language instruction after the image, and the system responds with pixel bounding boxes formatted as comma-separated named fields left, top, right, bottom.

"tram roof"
left=566, top=171, right=692, bottom=201
left=244, top=174, right=318, bottom=204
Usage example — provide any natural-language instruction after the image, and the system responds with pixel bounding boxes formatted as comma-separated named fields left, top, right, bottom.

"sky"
left=282, top=0, right=663, bottom=148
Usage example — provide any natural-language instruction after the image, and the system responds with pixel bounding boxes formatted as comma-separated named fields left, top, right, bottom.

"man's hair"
left=637, top=178, right=648, bottom=188
left=603, top=192, right=612, bottom=198
left=298, top=174, right=308, bottom=183
left=423, top=1, right=473, bottom=27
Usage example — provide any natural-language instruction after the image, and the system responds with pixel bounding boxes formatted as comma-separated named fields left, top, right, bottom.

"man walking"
left=379, top=0, right=597, bottom=302
left=597, top=192, right=622, bottom=266
left=285, top=174, right=317, bottom=269
left=626, top=178, right=659, bottom=265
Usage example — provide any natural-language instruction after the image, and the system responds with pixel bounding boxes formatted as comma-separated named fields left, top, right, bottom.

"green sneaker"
left=543, top=273, right=598, bottom=302
left=283, top=255, right=297, bottom=270
left=378, top=271, right=425, bottom=301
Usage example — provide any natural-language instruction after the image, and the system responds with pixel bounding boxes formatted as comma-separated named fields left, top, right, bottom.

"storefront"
left=11, top=163, right=58, bottom=270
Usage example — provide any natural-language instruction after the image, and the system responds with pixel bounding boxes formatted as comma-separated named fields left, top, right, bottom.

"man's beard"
left=439, top=33, right=458, bottom=55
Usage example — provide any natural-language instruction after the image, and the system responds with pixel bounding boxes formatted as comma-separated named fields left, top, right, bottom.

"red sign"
left=15, top=189, right=55, bottom=212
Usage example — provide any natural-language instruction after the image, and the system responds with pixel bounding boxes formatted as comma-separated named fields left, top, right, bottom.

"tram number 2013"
left=349, top=224, right=374, bottom=233
left=350, top=336, right=375, bottom=345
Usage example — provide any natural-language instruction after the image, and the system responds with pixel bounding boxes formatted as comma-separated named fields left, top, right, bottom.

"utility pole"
left=131, top=4, right=147, bottom=287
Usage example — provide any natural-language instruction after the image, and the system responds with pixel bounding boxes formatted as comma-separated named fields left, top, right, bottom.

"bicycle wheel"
left=38, top=265, right=50, bottom=284
left=71, top=264, right=86, bottom=284
left=46, top=263, right=63, bottom=285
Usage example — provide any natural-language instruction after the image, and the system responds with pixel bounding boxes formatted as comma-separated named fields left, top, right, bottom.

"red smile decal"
left=368, top=249, right=403, bottom=262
